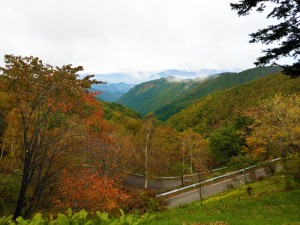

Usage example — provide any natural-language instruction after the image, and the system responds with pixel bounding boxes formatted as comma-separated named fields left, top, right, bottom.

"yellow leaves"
left=245, top=93, right=300, bottom=159
left=245, top=135, right=267, bottom=158
left=0, top=92, right=12, bottom=111
left=253, top=147, right=267, bottom=156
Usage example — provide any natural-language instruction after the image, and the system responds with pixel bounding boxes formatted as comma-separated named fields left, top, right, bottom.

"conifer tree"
left=231, top=0, right=300, bottom=78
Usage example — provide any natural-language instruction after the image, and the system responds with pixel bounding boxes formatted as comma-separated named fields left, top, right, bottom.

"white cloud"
left=0, top=0, right=280, bottom=82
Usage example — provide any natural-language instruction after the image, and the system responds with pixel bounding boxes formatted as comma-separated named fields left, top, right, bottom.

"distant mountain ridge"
left=92, top=82, right=134, bottom=93
left=148, top=69, right=226, bottom=80
left=91, top=82, right=134, bottom=102
left=89, top=69, right=228, bottom=84
left=117, top=76, right=202, bottom=115
left=117, top=66, right=282, bottom=118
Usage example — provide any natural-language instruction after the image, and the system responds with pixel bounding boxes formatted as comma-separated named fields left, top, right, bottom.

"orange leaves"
left=55, top=169, right=127, bottom=213
left=47, top=97, right=76, bottom=113
left=84, top=108, right=112, bottom=142
left=81, top=93, right=112, bottom=140
left=81, top=92, right=101, bottom=105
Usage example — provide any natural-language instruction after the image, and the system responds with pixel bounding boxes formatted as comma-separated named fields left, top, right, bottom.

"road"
left=167, top=168, right=266, bottom=207
left=124, top=174, right=182, bottom=190
left=124, top=171, right=224, bottom=190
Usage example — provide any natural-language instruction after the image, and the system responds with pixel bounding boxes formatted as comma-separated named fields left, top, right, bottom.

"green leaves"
left=0, top=209, right=154, bottom=225
left=0, top=213, right=46, bottom=225
left=96, top=211, right=110, bottom=224
left=209, top=126, right=243, bottom=165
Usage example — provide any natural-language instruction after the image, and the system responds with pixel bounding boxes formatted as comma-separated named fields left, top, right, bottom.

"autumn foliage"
left=0, top=55, right=115, bottom=218
left=55, top=169, right=128, bottom=213
left=245, top=93, right=300, bottom=159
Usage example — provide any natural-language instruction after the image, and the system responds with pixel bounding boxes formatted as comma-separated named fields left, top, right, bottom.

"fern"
left=0, top=209, right=154, bottom=225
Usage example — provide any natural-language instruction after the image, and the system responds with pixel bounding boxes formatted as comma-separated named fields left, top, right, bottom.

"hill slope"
left=155, top=66, right=281, bottom=121
left=117, top=67, right=280, bottom=118
left=99, top=101, right=141, bottom=123
left=117, top=76, right=200, bottom=115
left=167, top=73, right=300, bottom=134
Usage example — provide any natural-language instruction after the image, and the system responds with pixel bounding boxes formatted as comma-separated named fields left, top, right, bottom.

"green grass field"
left=145, top=176, right=300, bottom=225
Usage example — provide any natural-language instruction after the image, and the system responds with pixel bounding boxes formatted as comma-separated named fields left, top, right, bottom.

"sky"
left=0, top=0, right=281, bottom=83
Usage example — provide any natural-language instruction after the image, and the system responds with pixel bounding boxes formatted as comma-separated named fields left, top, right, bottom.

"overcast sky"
left=0, top=0, right=278, bottom=83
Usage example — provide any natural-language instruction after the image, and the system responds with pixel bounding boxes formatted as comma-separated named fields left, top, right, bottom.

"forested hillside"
left=168, top=73, right=300, bottom=134
left=117, top=76, right=200, bottom=115
left=117, top=66, right=280, bottom=119
left=100, top=101, right=141, bottom=121
left=155, top=66, right=281, bottom=121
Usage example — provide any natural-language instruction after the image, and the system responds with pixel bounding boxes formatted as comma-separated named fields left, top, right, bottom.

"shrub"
left=0, top=209, right=154, bottom=225
left=123, top=190, right=167, bottom=214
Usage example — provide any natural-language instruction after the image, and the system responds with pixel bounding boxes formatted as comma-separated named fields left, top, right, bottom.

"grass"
left=145, top=176, right=300, bottom=225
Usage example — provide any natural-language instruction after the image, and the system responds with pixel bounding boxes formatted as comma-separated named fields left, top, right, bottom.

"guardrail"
left=157, top=158, right=282, bottom=197
left=124, top=165, right=229, bottom=180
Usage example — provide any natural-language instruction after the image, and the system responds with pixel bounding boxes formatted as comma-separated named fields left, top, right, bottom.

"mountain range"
left=147, top=69, right=227, bottom=80
left=117, top=66, right=282, bottom=120
left=91, top=69, right=228, bottom=84
left=91, top=69, right=227, bottom=102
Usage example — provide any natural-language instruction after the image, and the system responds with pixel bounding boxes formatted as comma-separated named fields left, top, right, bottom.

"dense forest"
left=168, top=73, right=300, bottom=134
left=0, top=55, right=299, bottom=222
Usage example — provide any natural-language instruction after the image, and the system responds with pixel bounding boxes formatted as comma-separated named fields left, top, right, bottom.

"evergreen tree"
left=231, top=0, right=300, bottom=78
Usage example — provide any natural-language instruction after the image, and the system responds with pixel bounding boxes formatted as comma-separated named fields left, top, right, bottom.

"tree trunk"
left=144, top=176, right=148, bottom=189
left=14, top=118, right=31, bottom=220
left=181, top=174, right=184, bottom=187
left=13, top=153, right=30, bottom=219
left=0, top=146, right=4, bottom=159
left=144, top=122, right=152, bottom=189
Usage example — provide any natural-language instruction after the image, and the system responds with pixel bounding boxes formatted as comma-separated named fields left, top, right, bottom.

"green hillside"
left=155, top=66, right=281, bottom=121
left=145, top=176, right=300, bottom=225
left=117, top=77, right=200, bottom=115
left=99, top=101, right=141, bottom=122
left=167, top=73, right=300, bottom=134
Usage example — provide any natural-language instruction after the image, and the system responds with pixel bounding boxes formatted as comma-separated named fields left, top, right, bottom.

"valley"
left=1, top=0, right=299, bottom=223
left=1, top=58, right=299, bottom=223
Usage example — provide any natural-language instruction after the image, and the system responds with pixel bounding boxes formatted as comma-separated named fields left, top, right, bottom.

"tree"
left=245, top=93, right=300, bottom=188
left=171, top=162, right=190, bottom=187
left=191, top=139, right=211, bottom=205
left=179, top=130, right=210, bottom=174
left=0, top=55, right=105, bottom=219
left=83, top=129, right=133, bottom=178
left=150, top=125, right=180, bottom=176
left=131, top=113, right=157, bottom=189
left=55, top=169, right=127, bottom=213
left=246, top=93, right=300, bottom=158
left=231, top=0, right=300, bottom=78
left=209, top=126, right=243, bottom=165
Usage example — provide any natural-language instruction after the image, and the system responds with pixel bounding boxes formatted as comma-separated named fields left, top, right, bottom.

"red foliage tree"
left=0, top=55, right=110, bottom=219
left=55, top=169, right=128, bottom=213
